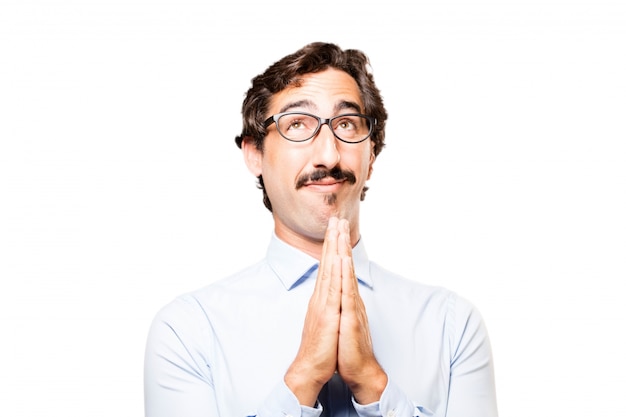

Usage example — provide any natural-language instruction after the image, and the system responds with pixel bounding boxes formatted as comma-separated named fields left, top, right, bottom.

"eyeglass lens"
left=276, top=113, right=371, bottom=142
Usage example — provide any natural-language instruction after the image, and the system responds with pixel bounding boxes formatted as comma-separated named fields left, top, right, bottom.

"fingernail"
left=328, top=217, right=338, bottom=228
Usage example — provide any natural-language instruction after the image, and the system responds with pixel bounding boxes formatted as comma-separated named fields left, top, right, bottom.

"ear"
left=241, top=136, right=263, bottom=177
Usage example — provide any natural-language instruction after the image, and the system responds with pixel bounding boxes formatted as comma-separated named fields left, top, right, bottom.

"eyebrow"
left=278, top=99, right=363, bottom=115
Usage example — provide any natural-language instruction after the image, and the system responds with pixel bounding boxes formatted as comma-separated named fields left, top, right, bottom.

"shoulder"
left=369, top=261, right=451, bottom=300
left=369, top=261, right=482, bottom=323
left=151, top=258, right=283, bottom=326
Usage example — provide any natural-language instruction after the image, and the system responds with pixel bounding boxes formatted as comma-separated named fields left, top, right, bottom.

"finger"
left=321, top=216, right=339, bottom=257
left=321, top=224, right=343, bottom=311
left=315, top=217, right=339, bottom=292
left=338, top=220, right=357, bottom=291
left=327, top=255, right=342, bottom=307
left=340, top=255, right=358, bottom=306
left=337, top=219, right=352, bottom=258
left=340, top=254, right=373, bottom=354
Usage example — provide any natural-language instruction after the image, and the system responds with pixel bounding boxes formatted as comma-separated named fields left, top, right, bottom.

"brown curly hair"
left=234, top=42, right=388, bottom=211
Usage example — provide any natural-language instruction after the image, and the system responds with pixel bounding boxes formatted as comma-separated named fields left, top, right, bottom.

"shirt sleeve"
left=353, top=379, right=434, bottom=417
left=144, top=297, right=219, bottom=417
left=444, top=295, right=498, bottom=417
left=144, top=296, right=324, bottom=417
left=256, top=380, right=323, bottom=417
left=354, top=293, right=497, bottom=417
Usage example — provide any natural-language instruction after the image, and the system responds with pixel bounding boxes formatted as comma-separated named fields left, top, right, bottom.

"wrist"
left=284, top=364, right=326, bottom=407
left=347, top=367, right=388, bottom=405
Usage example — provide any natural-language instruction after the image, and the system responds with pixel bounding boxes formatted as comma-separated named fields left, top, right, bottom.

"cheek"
left=262, top=149, right=301, bottom=188
left=367, top=153, right=375, bottom=179
left=349, top=148, right=375, bottom=179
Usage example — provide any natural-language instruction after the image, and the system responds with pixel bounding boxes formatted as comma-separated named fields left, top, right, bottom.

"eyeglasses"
left=264, top=112, right=376, bottom=144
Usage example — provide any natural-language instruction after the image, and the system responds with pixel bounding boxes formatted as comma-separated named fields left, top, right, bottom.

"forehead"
left=268, top=68, right=364, bottom=115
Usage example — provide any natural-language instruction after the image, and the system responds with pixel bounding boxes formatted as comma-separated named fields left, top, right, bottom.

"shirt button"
left=386, top=411, right=397, bottom=417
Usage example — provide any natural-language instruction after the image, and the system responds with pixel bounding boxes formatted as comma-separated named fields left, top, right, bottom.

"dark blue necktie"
left=318, top=373, right=358, bottom=416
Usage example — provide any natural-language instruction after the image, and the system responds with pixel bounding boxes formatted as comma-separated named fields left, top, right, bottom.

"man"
left=144, top=42, right=498, bottom=417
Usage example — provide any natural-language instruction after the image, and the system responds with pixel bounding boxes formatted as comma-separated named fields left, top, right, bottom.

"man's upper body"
left=144, top=42, right=498, bottom=416
left=144, top=232, right=498, bottom=417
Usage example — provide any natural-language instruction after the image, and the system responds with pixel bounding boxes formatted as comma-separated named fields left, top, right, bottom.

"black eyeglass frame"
left=263, top=111, right=377, bottom=144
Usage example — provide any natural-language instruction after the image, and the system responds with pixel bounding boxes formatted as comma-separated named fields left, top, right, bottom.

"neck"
left=274, top=220, right=360, bottom=260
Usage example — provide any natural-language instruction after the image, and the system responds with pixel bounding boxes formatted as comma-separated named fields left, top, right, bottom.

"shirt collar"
left=266, top=231, right=373, bottom=291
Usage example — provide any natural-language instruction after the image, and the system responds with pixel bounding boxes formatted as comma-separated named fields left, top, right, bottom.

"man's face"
left=244, top=68, right=376, bottom=244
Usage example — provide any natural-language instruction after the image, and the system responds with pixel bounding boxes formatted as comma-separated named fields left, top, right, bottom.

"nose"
left=311, top=123, right=341, bottom=168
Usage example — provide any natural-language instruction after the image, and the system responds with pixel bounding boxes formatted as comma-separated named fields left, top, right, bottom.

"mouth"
left=303, top=178, right=346, bottom=192
left=296, top=168, right=357, bottom=191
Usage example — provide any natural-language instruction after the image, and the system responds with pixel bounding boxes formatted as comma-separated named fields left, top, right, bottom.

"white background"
left=1, top=0, right=625, bottom=416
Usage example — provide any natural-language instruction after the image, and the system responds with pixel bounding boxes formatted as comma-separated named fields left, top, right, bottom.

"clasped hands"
left=284, top=217, right=388, bottom=407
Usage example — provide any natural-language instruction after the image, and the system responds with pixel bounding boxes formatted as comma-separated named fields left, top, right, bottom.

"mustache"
left=295, top=167, right=357, bottom=189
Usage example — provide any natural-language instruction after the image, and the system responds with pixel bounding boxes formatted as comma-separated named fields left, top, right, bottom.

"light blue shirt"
left=144, top=233, right=498, bottom=417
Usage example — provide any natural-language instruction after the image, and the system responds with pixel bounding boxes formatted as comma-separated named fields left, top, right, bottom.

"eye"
left=280, top=114, right=316, bottom=132
left=334, top=116, right=357, bottom=131
left=287, top=119, right=306, bottom=130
